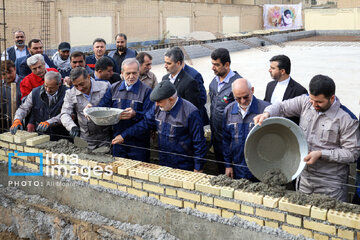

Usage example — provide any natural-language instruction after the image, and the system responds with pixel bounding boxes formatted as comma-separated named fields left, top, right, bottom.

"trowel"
left=74, top=136, right=88, bottom=148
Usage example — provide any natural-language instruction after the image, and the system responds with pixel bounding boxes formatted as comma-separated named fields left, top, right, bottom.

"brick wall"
left=0, top=131, right=359, bottom=240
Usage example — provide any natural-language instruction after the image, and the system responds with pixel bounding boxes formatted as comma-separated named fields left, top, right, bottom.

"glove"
left=70, top=126, right=80, bottom=138
left=27, top=123, right=35, bottom=132
left=10, top=119, right=23, bottom=135
left=36, top=121, right=50, bottom=132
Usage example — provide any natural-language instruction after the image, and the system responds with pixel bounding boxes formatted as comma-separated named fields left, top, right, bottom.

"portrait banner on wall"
left=263, top=3, right=303, bottom=30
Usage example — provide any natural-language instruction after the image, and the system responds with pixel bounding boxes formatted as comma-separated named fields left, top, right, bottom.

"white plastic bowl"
left=84, top=107, right=124, bottom=126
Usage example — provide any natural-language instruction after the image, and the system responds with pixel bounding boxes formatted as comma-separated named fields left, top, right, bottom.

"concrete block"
left=113, top=175, right=132, bottom=186
left=234, top=190, right=263, bottom=205
left=195, top=175, right=221, bottom=196
left=24, top=146, right=39, bottom=153
left=148, top=193, right=159, bottom=200
left=13, top=131, right=38, bottom=143
left=222, top=210, right=234, bottom=218
left=184, top=201, right=195, bottom=209
left=236, top=214, right=264, bottom=226
left=128, top=162, right=161, bottom=180
left=143, top=183, right=164, bottom=194
left=214, top=198, right=240, bottom=211
left=286, top=215, right=302, bottom=227
left=281, top=225, right=313, bottom=238
left=220, top=186, right=234, bottom=198
left=265, top=220, right=279, bottom=229
left=89, top=179, right=99, bottom=185
left=0, top=141, right=9, bottom=148
left=148, top=166, right=172, bottom=183
left=127, top=187, right=148, bottom=198
left=160, top=196, right=183, bottom=208
left=303, top=219, right=336, bottom=235
left=256, top=208, right=285, bottom=222
left=337, top=229, right=354, bottom=240
left=182, top=172, right=206, bottom=190
left=313, top=233, right=329, bottom=240
left=278, top=198, right=311, bottom=216
left=0, top=132, right=14, bottom=143
left=241, top=204, right=254, bottom=215
left=328, top=210, right=360, bottom=230
left=16, top=145, right=24, bottom=152
left=201, top=195, right=214, bottom=205
left=117, top=185, right=127, bottom=192
left=177, top=190, right=201, bottom=202
left=132, top=180, right=143, bottom=189
left=311, top=206, right=328, bottom=221
left=99, top=180, right=118, bottom=190
left=263, top=196, right=280, bottom=208
left=26, top=135, right=50, bottom=146
left=196, top=204, right=221, bottom=216
left=165, top=188, right=177, bottom=197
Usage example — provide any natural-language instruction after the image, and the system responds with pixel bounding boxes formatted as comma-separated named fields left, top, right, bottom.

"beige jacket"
left=60, top=79, right=111, bottom=149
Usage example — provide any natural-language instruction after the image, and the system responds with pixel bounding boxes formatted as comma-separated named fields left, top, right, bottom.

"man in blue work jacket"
left=90, top=58, right=153, bottom=161
left=223, top=78, right=270, bottom=180
left=112, top=80, right=207, bottom=172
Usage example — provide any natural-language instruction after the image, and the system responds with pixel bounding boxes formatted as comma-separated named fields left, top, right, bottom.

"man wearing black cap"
left=113, top=80, right=207, bottom=172
left=52, top=42, right=71, bottom=78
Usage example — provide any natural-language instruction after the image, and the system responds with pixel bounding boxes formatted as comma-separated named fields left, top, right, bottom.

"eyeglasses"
left=235, top=95, right=250, bottom=101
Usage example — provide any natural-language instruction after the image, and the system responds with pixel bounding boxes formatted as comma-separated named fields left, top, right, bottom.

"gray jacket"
left=265, top=94, right=360, bottom=199
left=60, top=79, right=111, bottom=149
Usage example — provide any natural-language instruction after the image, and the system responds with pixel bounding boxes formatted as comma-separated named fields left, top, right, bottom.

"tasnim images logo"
left=8, top=151, right=113, bottom=180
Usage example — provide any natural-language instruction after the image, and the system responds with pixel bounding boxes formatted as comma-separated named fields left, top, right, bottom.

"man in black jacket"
left=162, top=47, right=200, bottom=110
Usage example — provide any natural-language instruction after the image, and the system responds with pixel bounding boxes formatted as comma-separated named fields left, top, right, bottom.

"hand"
left=225, top=167, right=234, bottom=179
left=304, top=151, right=322, bottom=165
left=112, top=135, right=124, bottom=145
left=194, top=169, right=203, bottom=173
left=63, top=76, right=71, bottom=87
left=27, top=123, right=35, bottom=132
left=253, top=112, right=270, bottom=126
left=36, top=121, right=50, bottom=132
left=10, top=119, right=23, bottom=135
left=119, top=107, right=136, bottom=120
left=84, top=103, right=93, bottom=120
left=70, top=126, right=80, bottom=138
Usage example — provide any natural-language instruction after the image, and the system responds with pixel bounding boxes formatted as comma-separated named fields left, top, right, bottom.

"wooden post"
left=10, top=82, right=16, bottom=121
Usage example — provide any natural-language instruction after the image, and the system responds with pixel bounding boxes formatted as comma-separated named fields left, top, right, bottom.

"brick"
left=328, top=210, right=360, bottom=230
left=72, top=175, right=89, bottom=183
left=0, top=149, right=7, bottom=156
left=113, top=159, right=140, bottom=175
left=0, top=155, right=7, bottom=162
left=337, top=229, right=354, bottom=240
left=165, top=188, right=177, bottom=196
left=127, top=187, right=148, bottom=197
left=0, top=132, right=14, bottom=143
left=117, top=185, right=127, bottom=192
left=160, top=168, right=196, bottom=188
left=78, top=159, right=89, bottom=167
left=331, top=238, right=343, bottom=240
left=17, top=154, right=28, bottom=161
left=195, top=176, right=221, bottom=196
left=313, top=233, right=329, bottom=240
left=113, top=175, right=132, bottom=186
left=24, top=146, right=39, bottom=153
left=220, top=186, right=234, bottom=198
left=177, top=190, right=201, bottom=202
left=0, top=141, right=9, bottom=148
left=148, top=166, right=172, bottom=183
left=311, top=206, right=328, bottom=221
left=265, top=220, right=279, bottom=229
left=183, top=172, right=206, bottom=190
left=143, top=183, right=164, bottom=194
left=303, top=219, right=336, bottom=235
left=13, top=131, right=38, bottom=143
left=90, top=170, right=103, bottom=179
left=201, top=195, right=214, bottom=205
left=286, top=215, right=302, bottom=227
left=26, top=135, right=50, bottom=146
left=234, top=190, right=263, bottom=205
left=214, top=198, right=240, bottom=211
left=88, top=160, right=98, bottom=168
left=241, top=204, right=254, bottom=214
left=99, top=180, right=118, bottom=190
left=236, top=214, right=264, bottom=226
left=103, top=174, right=113, bottom=181
left=128, top=162, right=161, bottom=180
left=222, top=210, right=234, bottom=218
left=160, top=196, right=183, bottom=208
left=263, top=196, right=280, bottom=208
left=132, top=180, right=143, bottom=189
left=256, top=208, right=285, bottom=222
left=10, top=143, right=17, bottom=150
left=278, top=198, right=311, bottom=216
left=16, top=145, right=24, bottom=152
left=24, top=162, right=38, bottom=170
left=184, top=201, right=195, bottom=209
left=282, top=225, right=313, bottom=238
left=149, top=193, right=160, bottom=200
left=89, top=179, right=99, bottom=185
left=196, top=204, right=221, bottom=216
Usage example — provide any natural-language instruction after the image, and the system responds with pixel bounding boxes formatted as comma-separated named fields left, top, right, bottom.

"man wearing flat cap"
left=113, top=80, right=207, bottom=172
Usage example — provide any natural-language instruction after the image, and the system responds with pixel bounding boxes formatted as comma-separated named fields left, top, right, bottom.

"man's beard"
left=117, top=46, right=126, bottom=52
left=16, top=40, right=25, bottom=46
